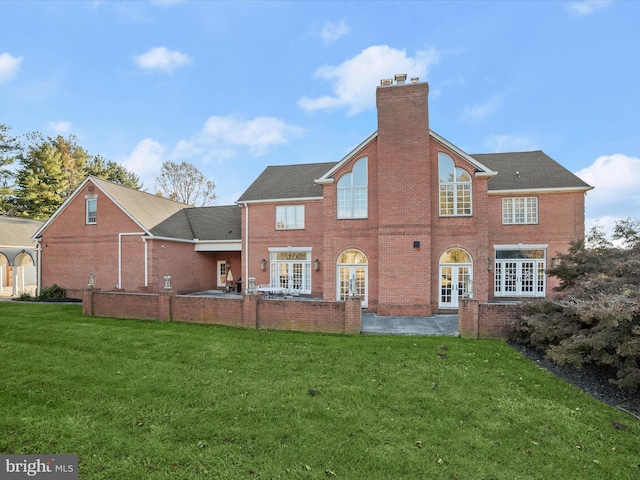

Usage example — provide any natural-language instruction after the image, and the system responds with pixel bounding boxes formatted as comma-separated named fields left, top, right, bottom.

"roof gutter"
left=488, top=186, right=594, bottom=195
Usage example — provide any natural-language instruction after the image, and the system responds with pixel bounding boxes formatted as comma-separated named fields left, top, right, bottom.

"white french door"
left=337, top=265, right=368, bottom=308
left=439, top=265, right=471, bottom=308
left=494, top=259, right=545, bottom=297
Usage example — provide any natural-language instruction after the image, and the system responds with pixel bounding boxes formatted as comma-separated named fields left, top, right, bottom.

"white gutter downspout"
left=244, top=202, right=249, bottom=293
left=142, top=237, right=148, bottom=287
left=35, top=240, right=42, bottom=296
left=118, top=232, right=145, bottom=289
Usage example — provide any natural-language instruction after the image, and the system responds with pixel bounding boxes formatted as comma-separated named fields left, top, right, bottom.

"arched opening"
left=336, top=249, right=368, bottom=308
left=439, top=248, right=473, bottom=309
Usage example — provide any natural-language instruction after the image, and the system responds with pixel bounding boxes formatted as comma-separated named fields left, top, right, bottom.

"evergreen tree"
left=0, top=124, right=18, bottom=215
left=85, top=155, right=142, bottom=189
left=13, top=133, right=90, bottom=219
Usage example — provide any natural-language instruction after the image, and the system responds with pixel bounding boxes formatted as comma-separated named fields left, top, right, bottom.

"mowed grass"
left=0, top=303, right=638, bottom=479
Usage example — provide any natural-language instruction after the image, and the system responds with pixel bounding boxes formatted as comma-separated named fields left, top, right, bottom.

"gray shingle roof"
left=471, top=151, right=592, bottom=191
left=0, top=216, right=44, bottom=246
left=91, top=176, right=188, bottom=232
left=237, top=162, right=337, bottom=202
left=91, top=177, right=240, bottom=241
left=149, top=205, right=242, bottom=241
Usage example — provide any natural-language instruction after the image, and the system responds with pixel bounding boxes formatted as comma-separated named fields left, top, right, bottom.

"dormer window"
left=438, top=152, right=471, bottom=216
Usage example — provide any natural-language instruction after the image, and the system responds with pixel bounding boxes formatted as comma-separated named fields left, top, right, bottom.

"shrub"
left=512, top=219, right=640, bottom=392
left=37, top=284, right=67, bottom=302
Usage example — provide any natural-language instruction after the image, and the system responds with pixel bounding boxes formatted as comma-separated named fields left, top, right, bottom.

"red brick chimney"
left=375, top=75, right=433, bottom=316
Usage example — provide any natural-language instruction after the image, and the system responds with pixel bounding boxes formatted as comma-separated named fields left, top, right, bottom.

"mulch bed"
left=509, top=341, right=640, bottom=420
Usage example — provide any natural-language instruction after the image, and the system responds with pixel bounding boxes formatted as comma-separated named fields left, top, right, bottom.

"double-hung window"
left=502, top=197, right=538, bottom=224
left=438, top=153, right=472, bottom=216
left=85, top=196, right=97, bottom=224
left=276, top=205, right=304, bottom=230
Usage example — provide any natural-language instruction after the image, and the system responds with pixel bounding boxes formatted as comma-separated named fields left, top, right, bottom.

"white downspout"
left=118, top=232, right=145, bottom=289
left=35, top=240, right=42, bottom=295
left=142, top=237, right=148, bottom=287
left=244, top=202, right=249, bottom=292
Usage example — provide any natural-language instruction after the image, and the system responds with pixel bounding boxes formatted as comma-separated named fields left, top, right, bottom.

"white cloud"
left=298, top=45, right=439, bottom=116
left=462, top=94, right=504, bottom=122
left=575, top=153, right=640, bottom=229
left=122, top=138, right=166, bottom=185
left=320, top=20, right=350, bottom=44
left=482, top=134, right=539, bottom=153
left=132, top=46, right=192, bottom=74
left=123, top=115, right=302, bottom=187
left=46, top=121, right=72, bottom=134
left=0, top=52, right=23, bottom=84
left=168, top=115, right=304, bottom=165
left=567, top=0, right=612, bottom=16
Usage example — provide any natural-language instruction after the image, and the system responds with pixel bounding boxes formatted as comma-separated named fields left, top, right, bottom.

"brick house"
left=34, top=76, right=591, bottom=314
left=237, top=77, right=592, bottom=315
left=32, top=177, right=241, bottom=299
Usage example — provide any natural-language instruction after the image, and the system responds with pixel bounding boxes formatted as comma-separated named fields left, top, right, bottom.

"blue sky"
left=1, top=0, right=639, bottom=235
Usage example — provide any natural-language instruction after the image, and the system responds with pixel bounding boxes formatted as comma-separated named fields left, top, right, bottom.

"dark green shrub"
left=511, top=220, right=640, bottom=392
left=37, top=284, right=67, bottom=301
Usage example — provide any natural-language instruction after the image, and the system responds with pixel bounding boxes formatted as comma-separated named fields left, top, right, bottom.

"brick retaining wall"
left=458, top=298, right=523, bottom=339
left=83, top=289, right=361, bottom=335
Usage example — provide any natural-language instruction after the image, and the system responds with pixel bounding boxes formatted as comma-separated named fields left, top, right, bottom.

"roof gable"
left=33, top=176, right=241, bottom=242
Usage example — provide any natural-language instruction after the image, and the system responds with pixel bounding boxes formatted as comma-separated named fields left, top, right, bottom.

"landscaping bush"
left=15, top=284, right=70, bottom=302
left=512, top=219, right=640, bottom=392
left=37, top=284, right=67, bottom=301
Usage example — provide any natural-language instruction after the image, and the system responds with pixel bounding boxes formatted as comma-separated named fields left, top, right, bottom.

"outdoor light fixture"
left=488, top=258, right=493, bottom=271
left=260, top=259, right=266, bottom=271
left=163, top=275, right=172, bottom=290
left=88, top=272, right=96, bottom=288
left=314, top=258, right=320, bottom=271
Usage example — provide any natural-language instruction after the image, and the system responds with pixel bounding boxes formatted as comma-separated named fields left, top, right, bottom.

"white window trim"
left=438, top=152, right=472, bottom=217
left=502, top=197, right=538, bottom=225
left=493, top=245, right=547, bottom=298
left=337, top=157, right=368, bottom=219
left=276, top=205, right=305, bottom=230
left=85, top=195, right=97, bottom=225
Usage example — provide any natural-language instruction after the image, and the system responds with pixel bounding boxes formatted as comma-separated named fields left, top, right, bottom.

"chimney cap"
left=394, top=73, right=407, bottom=85
left=411, top=77, right=420, bottom=83
left=380, top=78, right=393, bottom=86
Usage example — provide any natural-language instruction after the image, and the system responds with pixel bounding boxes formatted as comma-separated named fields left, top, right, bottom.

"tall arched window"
left=337, top=157, right=367, bottom=219
left=438, top=153, right=471, bottom=216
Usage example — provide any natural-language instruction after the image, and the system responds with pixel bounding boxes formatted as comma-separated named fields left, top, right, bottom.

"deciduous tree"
left=154, top=160, right=216, bottom=206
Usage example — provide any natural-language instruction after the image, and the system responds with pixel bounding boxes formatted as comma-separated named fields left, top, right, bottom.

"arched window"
left=438, top=153, right=471, bottom=216
left=337, top=157, right=367, bottom=219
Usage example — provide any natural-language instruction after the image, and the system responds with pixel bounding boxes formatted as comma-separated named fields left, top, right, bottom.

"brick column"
left=344, top=297, right=362, bottom=335
left=458, top=298, right=479, bottom=339
left=242, top=293, right=259, bottom=329
left=159, top=291, right=174, bottom=321
left=82, top=288, right=99, bottom=316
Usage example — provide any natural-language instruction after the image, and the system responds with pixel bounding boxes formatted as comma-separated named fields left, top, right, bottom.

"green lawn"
left=1, top=302, right=638, bottom=479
